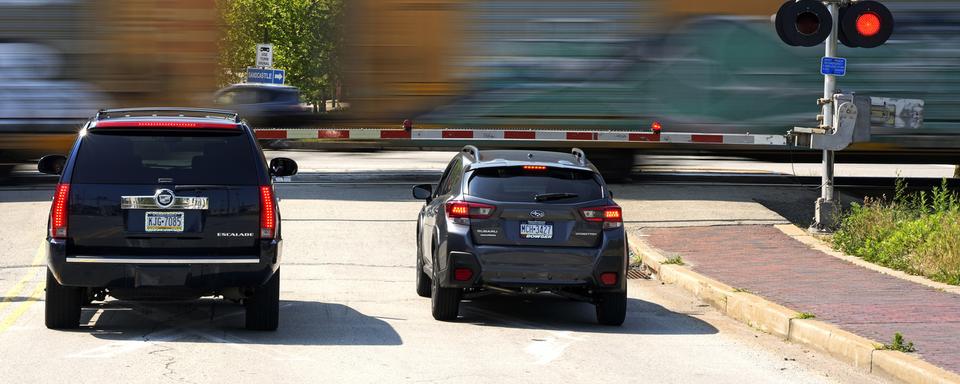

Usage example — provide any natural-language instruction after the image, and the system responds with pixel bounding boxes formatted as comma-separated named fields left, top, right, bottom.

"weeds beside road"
left=833, top=179, right=960, bottom=285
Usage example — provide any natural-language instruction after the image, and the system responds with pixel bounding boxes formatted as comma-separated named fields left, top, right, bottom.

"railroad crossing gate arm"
left=801, top=93, right=923, bottom=151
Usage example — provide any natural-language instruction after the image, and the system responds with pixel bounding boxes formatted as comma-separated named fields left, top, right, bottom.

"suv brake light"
left=92, top=121, right=240, bottom=130
left=260, top=186, right=276, bottom=239
left=445, top=201, right=495, bottom=225
left=581, top=205, right=623, bottom=229
left=50, top=183, right=70, bottom=239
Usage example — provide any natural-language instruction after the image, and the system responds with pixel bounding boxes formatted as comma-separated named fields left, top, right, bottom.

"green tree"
left=218, top=0, right=344, bottom=111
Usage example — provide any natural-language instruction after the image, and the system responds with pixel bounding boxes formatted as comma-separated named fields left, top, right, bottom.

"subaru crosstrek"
left=38, top=108, right=298, bottom=331
left=412, top=146, right=628, bottom=325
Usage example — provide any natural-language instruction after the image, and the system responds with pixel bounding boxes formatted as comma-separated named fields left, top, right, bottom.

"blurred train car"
left=341, top=0, right=960, bottom=164
left=0, top=0, right=220, bottom=175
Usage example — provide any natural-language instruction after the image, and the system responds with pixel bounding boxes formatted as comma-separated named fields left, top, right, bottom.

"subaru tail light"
left=445, top=201, right=495, bottom=225
left=581, top=205, right=623, bottom=229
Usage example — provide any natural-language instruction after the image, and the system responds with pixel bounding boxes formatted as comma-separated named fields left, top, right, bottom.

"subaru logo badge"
left=155, top=189, right=175, bottom=208
left=530, top=210, right=545, bottom=219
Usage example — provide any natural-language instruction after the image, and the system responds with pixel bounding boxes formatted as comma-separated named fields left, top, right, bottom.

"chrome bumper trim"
left=65, top=257, right=260, bottom=264
left=120, top=196, right=209, bottom=210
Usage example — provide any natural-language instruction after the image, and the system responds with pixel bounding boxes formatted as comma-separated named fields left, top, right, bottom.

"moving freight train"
left=3, top=0, right=959, bottom=179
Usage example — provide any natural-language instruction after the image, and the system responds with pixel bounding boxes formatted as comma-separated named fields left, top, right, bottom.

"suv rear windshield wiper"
left=534, top=192, right=579, bottom=202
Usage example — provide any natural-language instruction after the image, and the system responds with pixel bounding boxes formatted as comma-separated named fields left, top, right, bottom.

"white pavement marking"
left=524, top=331, right=584, bottom=365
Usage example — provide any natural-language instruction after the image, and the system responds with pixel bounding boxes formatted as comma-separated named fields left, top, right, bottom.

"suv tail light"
left=445, top=201, right=495, bottom=225
left=50, top=183, right=70, bottom=239
left=581, top=205, right=623, bottom=229
left=260, top=186, right=276, bottom=239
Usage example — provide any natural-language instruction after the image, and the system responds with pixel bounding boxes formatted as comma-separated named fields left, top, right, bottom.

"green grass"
left=833, top=179, right=960, bottom=286
left=795, top=312, right=816, bottom=320
left=662, top=255, right=685, bottom=266
left=880, top=332, right=916, bottom=353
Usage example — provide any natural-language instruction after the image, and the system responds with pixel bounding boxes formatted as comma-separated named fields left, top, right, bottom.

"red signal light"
left=651, top=121, right=662, bottom=133
left=855, top=12, right=881, bottom=37
left=838, top=1, right=894, bottom=48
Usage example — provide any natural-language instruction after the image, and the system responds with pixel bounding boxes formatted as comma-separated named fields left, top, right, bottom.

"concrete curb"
left=774, top=224, right=960, bottom=296
left=629, top=231, right=960, bottom=384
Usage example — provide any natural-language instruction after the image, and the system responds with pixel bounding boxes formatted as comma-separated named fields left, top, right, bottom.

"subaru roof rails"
left=96, top=108, right=241, bottom=123
left=462, top=145, right=480, bottom=162
left=571, top=148, right=587, bottom=166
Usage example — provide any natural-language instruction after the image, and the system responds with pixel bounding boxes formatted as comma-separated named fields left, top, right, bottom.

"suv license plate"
left=520, top=221, right=553, bottom=239
left=145, top=211, right=185, bottom=232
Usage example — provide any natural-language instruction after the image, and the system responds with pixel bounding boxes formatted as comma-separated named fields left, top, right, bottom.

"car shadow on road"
left=0, top=187, right=54, bottom=203
left=459, top=295, right=717, bottom=335
left=78, top=299, right=402, bottom=346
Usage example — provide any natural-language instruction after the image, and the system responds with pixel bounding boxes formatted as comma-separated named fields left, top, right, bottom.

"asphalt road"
left=0, top=151, right=902, bottom=383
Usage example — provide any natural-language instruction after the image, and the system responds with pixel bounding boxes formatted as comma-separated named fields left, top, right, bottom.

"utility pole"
left=811, top=1, right=841, bottom=233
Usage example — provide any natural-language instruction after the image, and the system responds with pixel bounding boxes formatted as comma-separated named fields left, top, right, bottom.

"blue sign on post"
left=820, top=57, right=846, bottom=76
left=246, top=67, right=286, bottom=84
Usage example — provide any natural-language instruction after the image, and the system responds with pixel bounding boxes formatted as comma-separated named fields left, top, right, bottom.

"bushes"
left=833, top=179, right=960, bottom=285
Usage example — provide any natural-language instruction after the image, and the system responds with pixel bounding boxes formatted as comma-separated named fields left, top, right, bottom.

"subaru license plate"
left=520, top=220, right=553, bottom=239
left=145, top=211, right=184, bottom=232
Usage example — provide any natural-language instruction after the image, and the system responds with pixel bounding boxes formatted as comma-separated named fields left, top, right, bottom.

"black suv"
left=412, top=146, right=628, bottom=325
left=37, top=108, right=298, bottom=331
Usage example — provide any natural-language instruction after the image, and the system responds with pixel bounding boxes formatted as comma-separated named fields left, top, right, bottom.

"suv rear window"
left=72, top=132, right=260, bottom=185
left=467, top=166, right=603, bottom=203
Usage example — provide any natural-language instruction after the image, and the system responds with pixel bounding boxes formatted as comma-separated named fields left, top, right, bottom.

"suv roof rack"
left=571, top=148, right=587, bottom=166
left=96, top=108, right=241, bottom=123
left=461, top=145, right=480, bottom=162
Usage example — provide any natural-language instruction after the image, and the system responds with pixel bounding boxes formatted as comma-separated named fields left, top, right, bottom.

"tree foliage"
left=218, top=0, right=344, bottom=109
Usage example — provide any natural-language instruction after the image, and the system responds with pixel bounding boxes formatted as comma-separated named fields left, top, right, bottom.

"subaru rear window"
left=72, top=132, right=260, bottom=185
left=467, top=166, right=603, bottom=203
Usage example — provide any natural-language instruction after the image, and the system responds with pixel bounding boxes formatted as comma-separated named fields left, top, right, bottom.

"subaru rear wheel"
left=595, top=290, right=627, bottom=326
left=430, top=250, right=460, bottom=321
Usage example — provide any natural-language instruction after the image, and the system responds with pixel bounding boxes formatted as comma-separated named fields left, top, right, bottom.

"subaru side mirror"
left=412, top=184, right=433, bottom=200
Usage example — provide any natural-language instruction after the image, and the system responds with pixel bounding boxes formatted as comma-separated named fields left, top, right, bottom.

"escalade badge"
left=155, top=189, right=175, bottom=208
left=530, top=210, right=545, bottom=218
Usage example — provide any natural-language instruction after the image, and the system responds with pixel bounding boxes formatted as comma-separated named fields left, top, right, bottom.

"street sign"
left=256, top=43, right=273, bottom=67
left=820, top=57, right=846, bottom=76
left=247, top=67, right=285, bottom=84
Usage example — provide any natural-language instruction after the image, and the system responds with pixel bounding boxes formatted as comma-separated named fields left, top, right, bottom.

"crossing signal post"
left=774, top=0, right=895, bottom=233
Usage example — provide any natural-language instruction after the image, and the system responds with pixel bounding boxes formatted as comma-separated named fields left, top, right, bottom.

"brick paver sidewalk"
left=642, top=225, right=960, bottom=374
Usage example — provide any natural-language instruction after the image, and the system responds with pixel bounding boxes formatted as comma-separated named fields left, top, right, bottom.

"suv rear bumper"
left=46, top=239, right=282, bottom=289
left=437, top=226, right=628, bottom=292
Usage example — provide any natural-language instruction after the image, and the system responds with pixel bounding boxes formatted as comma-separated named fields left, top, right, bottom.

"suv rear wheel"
left=595, top=290, right=627, bottom=326
left=45, top=269, right=82, bottom=329
left=416, top=241, right=431, bottom=298
left=245, top=269, right=280, bottom=331
left=430, top=250, right=460, bottom=321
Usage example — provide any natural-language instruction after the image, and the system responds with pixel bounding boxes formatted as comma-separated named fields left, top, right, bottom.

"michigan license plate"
left=145, top=211, right=184, bottom=232
left=520, top=221, right=553, bottom=239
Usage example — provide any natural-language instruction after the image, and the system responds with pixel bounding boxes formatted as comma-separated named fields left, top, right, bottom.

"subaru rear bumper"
left=437, top=226, right=628, bottom=292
